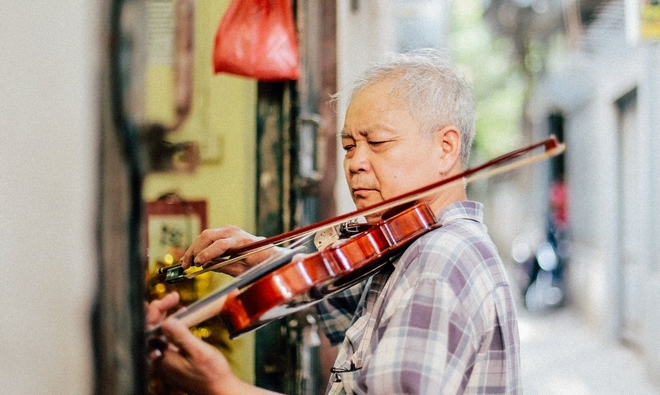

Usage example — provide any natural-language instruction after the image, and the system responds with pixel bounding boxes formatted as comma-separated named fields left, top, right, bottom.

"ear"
left=433, top=125, right=462, bottom=174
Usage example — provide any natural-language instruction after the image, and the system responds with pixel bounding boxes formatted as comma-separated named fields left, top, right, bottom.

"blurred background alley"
left=519, top=306, right=660, bottom=395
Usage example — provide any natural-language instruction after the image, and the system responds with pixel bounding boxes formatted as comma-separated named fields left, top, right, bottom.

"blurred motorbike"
left=512, top=226, right=567, bottom=312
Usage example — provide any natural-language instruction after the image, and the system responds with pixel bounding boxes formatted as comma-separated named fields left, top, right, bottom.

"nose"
left=346, top=144, right=371, bottom=174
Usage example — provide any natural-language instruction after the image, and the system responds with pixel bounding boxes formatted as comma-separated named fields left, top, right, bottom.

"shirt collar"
left=437, top=200, right=484, bottom=225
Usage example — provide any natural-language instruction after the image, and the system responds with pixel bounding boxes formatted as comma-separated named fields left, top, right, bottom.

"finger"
left=194, top=238, right=239, bottom=266
left=152, top=344, right=191, bottom=381
left=180, top=244, right=195, bottom=269
left=154, top=292, right=180, bottom=313
left=148, top=346, right=163, bottom=362
left=160, top=318, right=216, bottom=361
left=182, top=226, right=262, bottom=268
left=162, top=291, right=180, bottom=306
left=190, top=228, right=235, bottom=266
left=147, top=335, right=169, bottom=353
left=218, top=261, right=252, bottom=277
left=145, top=292, right=180, bottom=327
left=180, top=229, right=220, bottom=268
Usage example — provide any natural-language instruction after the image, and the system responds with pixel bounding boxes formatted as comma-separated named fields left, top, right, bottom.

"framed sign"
left=145, top=193, right=207, bottom=272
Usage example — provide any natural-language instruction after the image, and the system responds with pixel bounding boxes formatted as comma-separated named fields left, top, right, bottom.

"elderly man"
left=147, top=48, right=521, bottom=395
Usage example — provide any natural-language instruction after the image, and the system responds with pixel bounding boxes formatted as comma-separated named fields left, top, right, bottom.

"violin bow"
left=160, top=135, right=565, bottom=282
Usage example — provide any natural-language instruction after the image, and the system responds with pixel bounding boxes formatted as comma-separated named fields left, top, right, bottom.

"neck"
left=425, top=163, right=468, bottom=215
left=426, top=182, right=467, bottom=216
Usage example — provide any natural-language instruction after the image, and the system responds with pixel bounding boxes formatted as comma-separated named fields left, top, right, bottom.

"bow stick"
left=147, top=136, right=565, bottom=338
left=160, top=135, right=565, bottom=283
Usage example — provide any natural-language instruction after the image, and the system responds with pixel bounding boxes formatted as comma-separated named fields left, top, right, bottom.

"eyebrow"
left=339, top=129, right=371, bottom=139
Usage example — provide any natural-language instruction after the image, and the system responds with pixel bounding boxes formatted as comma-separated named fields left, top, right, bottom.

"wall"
left=141, top=0, right=257, bottom=384
left=639, top=44, right=660, bottom=384
left=334, top=0, right=451, bottom=213
left=335, top=0, right=396, bottom=214
left=0, top=1, right=99, bottom=394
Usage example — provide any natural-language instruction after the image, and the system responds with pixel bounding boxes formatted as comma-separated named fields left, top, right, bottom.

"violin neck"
left=175, top=294, right=229, bottom=329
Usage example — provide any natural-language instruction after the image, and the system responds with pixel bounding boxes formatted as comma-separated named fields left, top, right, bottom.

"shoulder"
left=392, top=201, right=511, bottom=315
left=399, top=201, right=502, bottom=281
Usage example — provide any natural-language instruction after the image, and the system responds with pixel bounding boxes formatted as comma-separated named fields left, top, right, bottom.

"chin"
left=354, top=199, right=380, bottom=210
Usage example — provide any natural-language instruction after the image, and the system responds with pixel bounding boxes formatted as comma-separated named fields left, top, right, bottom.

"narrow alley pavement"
left=518, top=306, right=660, bottom=395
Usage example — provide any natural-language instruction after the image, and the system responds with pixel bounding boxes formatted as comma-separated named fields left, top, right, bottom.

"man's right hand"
left=179, top=225, right=279, bottom=276
left=146, top=293, right=282, bottom=395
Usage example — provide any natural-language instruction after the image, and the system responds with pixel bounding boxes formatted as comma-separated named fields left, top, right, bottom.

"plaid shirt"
left=315, top=200, right=521, bottom=394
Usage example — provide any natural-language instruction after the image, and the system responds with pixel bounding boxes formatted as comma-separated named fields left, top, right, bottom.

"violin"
left=148, top=136, right=566, bottom=338
left=221, top=202, right=437, bottom=337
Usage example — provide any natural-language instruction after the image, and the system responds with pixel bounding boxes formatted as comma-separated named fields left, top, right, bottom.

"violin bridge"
left=314, top=226, right=340, bottom=251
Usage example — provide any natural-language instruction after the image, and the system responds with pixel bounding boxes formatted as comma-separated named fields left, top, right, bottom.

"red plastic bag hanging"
left=213, top=0, right=300, bottom=81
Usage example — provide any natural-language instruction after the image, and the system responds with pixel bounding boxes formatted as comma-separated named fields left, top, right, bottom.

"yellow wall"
left=142, top=0, right=257, bottom=384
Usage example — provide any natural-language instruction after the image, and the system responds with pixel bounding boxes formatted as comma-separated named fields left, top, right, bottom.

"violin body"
left=220, top=203, right=439, bottom=337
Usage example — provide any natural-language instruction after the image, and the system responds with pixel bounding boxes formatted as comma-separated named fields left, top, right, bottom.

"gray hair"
left=338, top=48, right=476, bottom=168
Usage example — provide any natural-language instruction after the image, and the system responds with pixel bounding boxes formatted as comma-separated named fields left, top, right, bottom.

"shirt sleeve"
left=315, top=280, right=367, bottom=346
left=356, top=275, right=477, bottom=394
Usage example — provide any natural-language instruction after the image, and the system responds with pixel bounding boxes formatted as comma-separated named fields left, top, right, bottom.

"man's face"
left=341, top=80, right=445, bottom=221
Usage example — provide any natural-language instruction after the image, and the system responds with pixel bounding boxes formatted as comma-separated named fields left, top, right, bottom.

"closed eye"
left=368, top=140, right=393, bottom=148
